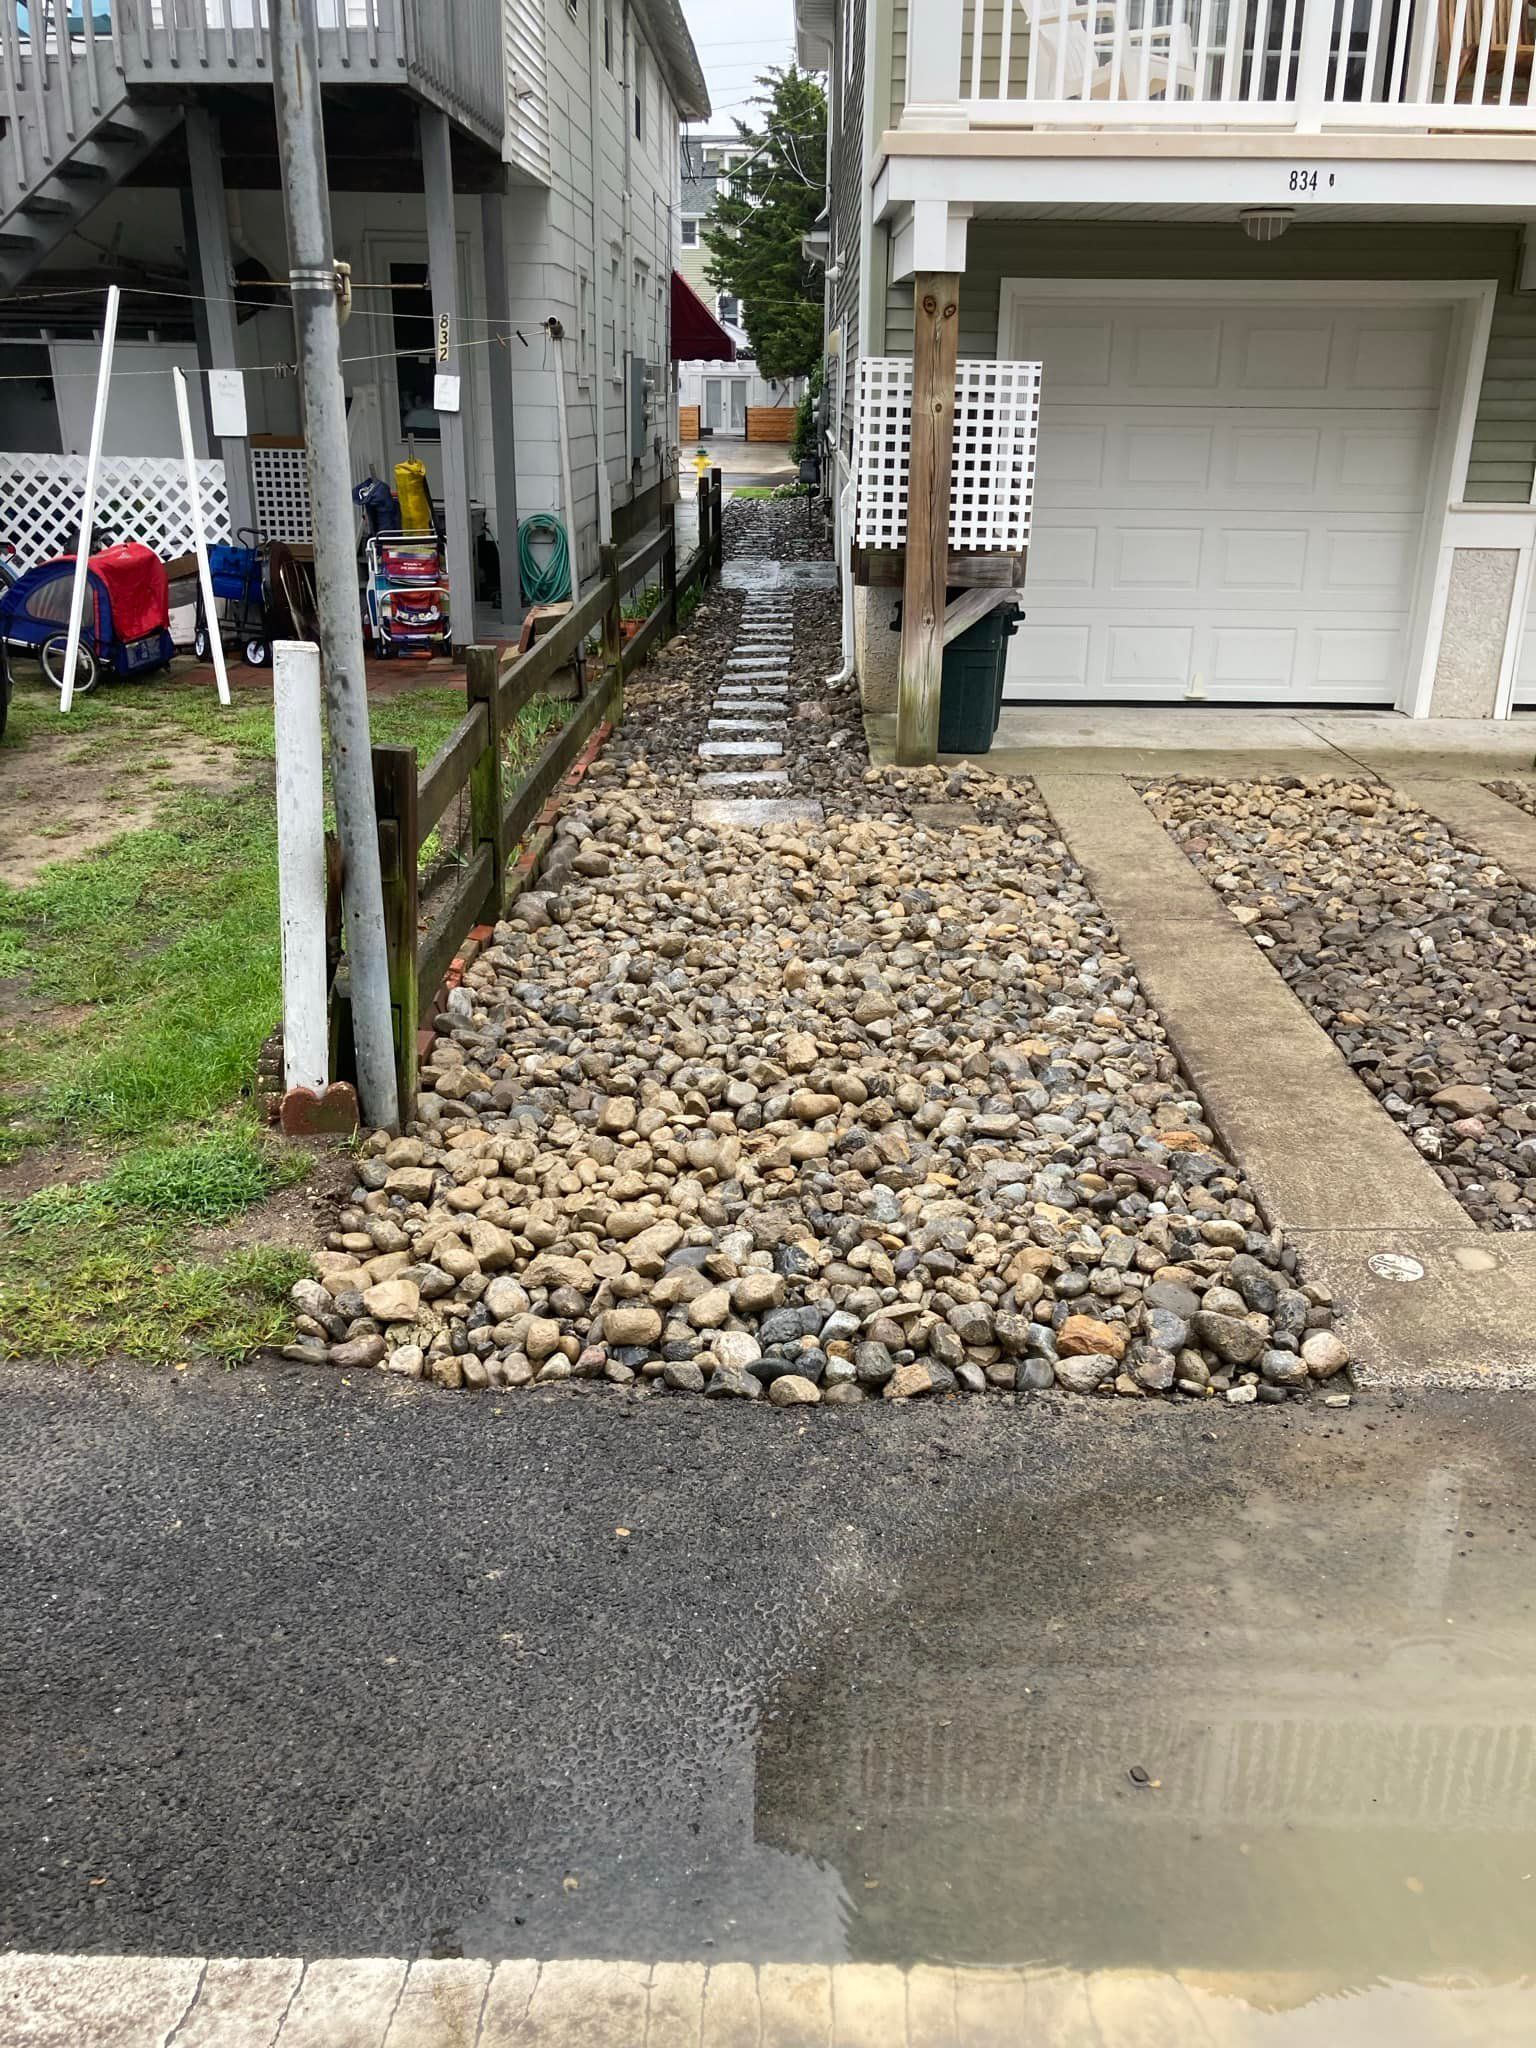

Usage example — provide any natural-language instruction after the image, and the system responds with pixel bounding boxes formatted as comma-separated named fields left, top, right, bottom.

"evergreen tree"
left=703, top=67, right=827, bottom=385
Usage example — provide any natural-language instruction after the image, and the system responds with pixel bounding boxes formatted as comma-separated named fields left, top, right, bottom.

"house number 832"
left=1287, top=169, right=1336, bottom=192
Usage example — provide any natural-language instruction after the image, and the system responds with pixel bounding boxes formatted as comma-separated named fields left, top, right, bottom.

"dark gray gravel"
left=1143, top=775, right=1536, bottom=1229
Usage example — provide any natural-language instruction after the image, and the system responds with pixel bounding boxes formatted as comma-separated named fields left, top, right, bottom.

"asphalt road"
left=1, top=1360, right=1527, bottom=1969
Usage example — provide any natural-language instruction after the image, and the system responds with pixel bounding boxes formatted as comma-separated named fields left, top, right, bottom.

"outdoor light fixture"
left=1241, top=208, right=1295, bottom=243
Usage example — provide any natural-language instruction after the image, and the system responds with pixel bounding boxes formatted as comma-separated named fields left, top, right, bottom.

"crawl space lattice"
left=853, top=356, right=1041, bottom=553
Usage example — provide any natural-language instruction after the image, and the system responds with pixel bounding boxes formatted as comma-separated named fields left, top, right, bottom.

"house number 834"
left=1287, top=169, right=1336, bottom=192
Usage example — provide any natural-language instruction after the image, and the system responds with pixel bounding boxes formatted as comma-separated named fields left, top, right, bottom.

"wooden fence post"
left=372, top=744, right=420, bottom=1123
left=709, top=466, right=723, bottom=574
left=599, top=541, right=623, bottom=709
left=464, top=644, right=505, bottom=922
left=661, top=500, right=678, bottom=633
left=696, top=472, right=711, bottom=587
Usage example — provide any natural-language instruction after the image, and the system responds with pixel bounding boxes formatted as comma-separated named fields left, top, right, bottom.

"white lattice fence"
left=0, top=454, right=231, bottom=568
left=853, top=357, right=1042, bottom=552
left=250, top=444, right=314, bottom=545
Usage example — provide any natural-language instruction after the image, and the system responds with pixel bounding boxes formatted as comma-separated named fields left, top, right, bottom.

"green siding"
left=883, top=223, right=1533, bottom=503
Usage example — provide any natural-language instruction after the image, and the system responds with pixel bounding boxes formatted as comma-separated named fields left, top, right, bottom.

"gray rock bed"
left=1488, top=779, right=1536, bottom=824
left=1143, top=775, right=1536, bottom=1231
left=283, top=503, right=1347, bottom=1408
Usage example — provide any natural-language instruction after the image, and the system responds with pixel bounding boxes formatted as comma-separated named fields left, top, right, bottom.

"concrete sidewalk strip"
left=1391, top=774, right=1536, bottom=891
left=178, top=1959, right=305, bottom=2047
left=2, top=1954, right=1524, bottom=2043
left=382, top=1958, right=492, bottom=2045
left=1037, top=770, right=1536, bottom=1385
left=278, top=1958, right=407, bottom=2047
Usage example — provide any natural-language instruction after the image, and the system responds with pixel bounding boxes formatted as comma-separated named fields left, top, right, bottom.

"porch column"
left=183, top=108, right=255, bottom=537
left=901, top=0, right=967, bottom=131
left=420, top=105, right=476, bottom=652
left=480, top=187, right=521, bottom=623
left=896, top=269, right=960, bottom=765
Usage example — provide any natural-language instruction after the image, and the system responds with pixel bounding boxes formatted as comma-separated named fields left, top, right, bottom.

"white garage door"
left=1514, top=573, right=1536, bottom=706
left=1003, top=296, right=1450, bottom=706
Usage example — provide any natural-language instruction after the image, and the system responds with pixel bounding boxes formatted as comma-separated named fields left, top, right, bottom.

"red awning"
left=671, top=272, right=736, bottom=363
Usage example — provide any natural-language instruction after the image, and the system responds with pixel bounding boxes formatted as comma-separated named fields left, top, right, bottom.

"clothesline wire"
left=0, top=328, right=527, bottom=384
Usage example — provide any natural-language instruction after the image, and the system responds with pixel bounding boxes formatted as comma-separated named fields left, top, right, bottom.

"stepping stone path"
left=690, top=580, right=825, bottom=831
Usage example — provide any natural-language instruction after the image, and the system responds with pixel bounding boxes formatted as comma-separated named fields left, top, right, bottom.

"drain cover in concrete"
left=694, top=797, right=825, bottom=828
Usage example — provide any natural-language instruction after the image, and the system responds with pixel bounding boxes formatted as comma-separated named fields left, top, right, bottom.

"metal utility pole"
left=270, top=0, right=399, bottom=1131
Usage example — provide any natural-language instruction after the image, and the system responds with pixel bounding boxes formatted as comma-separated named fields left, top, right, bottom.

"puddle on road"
left=755, top=1450, right=1536, bottom=2041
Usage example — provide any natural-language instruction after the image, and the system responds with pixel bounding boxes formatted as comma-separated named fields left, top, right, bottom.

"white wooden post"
left=60, top=283, right=119, bottom=714
left=902, top=0, right=968, bottom=128
left=1294, top=0, right=1337, bottom=128
left=172, top=366, right=231, bottom=708
left=272, top=640, right=329, bottom=1096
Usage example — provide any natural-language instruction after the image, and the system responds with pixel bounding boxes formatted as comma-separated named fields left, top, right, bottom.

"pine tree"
left=703, top=67, right=827, bottom=385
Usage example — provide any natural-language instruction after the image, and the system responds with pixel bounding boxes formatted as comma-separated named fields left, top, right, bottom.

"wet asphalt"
left=1, top=1359, right=1532, bottom=1972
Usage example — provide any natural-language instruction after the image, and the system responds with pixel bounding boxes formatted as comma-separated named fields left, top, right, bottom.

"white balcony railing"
left=960, top=0, right=1536, bottom=129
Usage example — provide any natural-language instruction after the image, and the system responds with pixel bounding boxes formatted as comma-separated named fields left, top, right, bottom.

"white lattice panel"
left=0, top=454, right=230, bottom=568
left=250, top=444, right=314, bottom=545
left=854, top=357, right=1041, bottom=553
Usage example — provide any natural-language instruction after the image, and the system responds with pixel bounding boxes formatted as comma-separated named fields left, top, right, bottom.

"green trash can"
left=937, top=602, right=1021, bottom=755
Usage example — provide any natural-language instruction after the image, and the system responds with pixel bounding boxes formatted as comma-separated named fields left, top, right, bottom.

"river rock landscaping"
left=1143, top=776, right=1536, bottom=1231
left=281, top=505, right=1346, bottom=1406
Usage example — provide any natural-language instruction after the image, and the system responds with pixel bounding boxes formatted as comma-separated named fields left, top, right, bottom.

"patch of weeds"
left=621, top=584, right=662, bottom=623
left=0, top=1221, right=306, bottom=1366
left=12, top=1125, right=303, bottom=1232
left=676, top=584, right=702, bottom=627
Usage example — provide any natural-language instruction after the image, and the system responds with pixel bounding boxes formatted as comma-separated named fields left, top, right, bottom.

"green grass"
left=0, top=664, right=498, bottom=1365
left=730, top=482, right=810, bottom=501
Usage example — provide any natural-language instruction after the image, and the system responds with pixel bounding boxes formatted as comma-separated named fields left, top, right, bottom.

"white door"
left=704, top=378, right=725, bottom=432
left=1005, top=296, right=1450, bottom=705
left=729, top=380, right=748, bottom=434
left=1514, top=571, right=1536, bottom=706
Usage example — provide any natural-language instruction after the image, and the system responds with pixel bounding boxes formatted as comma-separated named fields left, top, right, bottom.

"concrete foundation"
left=1429, top=548, right=1520, bottom=718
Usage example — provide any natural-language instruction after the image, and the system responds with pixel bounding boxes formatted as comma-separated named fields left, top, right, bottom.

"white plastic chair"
left=1016, top=0, right=1200, bottom=100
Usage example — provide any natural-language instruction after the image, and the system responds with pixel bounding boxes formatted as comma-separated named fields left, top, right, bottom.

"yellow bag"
left=393, top=459, right=434, bottom=534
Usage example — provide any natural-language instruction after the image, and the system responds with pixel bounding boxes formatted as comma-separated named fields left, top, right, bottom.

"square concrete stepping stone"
left=694, top=797, right=825, bottom=828
left=708, top=717, right=784, bottom=731
left=699, top=738, right=784, bottom=757
left=696, top=768, right=791, bottom=788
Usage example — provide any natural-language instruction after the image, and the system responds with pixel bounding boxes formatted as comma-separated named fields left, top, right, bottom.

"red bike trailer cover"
left=77, top=543, right=171, bottom=642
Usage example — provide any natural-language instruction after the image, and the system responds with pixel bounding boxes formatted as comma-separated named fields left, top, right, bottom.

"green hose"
left=517, top=513, right=573, bottom=605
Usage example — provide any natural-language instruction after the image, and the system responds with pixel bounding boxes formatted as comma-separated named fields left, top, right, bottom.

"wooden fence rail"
left=345, top=478, right=723, bottom=1116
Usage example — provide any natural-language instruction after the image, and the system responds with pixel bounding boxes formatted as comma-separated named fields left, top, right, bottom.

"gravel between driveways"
left=1143, top=775, right=1536, bottom=1231
left=280, top=508, right=1347, bottom=1408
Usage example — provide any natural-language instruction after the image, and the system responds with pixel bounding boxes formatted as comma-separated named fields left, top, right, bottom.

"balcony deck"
left=952, top=0, right=1536, bottom=135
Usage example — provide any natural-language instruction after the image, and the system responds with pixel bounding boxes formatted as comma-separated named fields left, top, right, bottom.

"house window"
left=609, top=254, right=621, bottom=377
left=388, top=261, right=438, bottom=442
left=680, top=216, right=700, bottom=248
left=717, top=292, right=740, bottom=326
left=577, top=271, right=592, bottom=382
left=634, top=43, right=646, bottom=142
left=603, top=1, right=612, bottom=69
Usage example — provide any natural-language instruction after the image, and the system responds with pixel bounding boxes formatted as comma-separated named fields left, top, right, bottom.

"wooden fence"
left=339, top=469, right=725, bottom=1115
left=746, top=407, right=796, bottom=444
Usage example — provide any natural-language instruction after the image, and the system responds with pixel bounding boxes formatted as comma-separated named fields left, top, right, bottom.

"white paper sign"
left=433, top=371, right=461, bottom=414
left=208, top=367, right=248, bottom=439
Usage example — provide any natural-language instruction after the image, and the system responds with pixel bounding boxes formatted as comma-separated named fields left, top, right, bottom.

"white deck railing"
left=960, top=0, right=1536, bottom=129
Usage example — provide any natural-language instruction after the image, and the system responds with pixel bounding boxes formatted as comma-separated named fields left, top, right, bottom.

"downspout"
left=826, top=470, right=856, bottom=684
left=621, top=0, right=636, bottom=473
left=586, top=0, right=611, bottom=544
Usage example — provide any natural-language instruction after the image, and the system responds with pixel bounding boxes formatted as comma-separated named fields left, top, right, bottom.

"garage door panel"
left=1209, top=626, right=1298, bottom=690
left=1006, top=295, right=1446, bottom=706
left=1028, top=524, right=1098, bottom=590
left=1320, top=528, right=1417, bottom=594
left=1113, top=528, right=1203, bottom=589
left=1235, top=320, right=1334, bottom=393
left=1219, top=528, right=1309, bottom=590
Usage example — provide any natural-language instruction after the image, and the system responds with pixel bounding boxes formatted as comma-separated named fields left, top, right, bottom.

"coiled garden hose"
left=517, top=513, right=573, bottom=605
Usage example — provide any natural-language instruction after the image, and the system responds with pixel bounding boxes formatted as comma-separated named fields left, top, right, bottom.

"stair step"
left=0, top=231, right=39, bottom=251
left=54, top=159, right=110, bottom=183
left=21, top=194, right=74, bottom=218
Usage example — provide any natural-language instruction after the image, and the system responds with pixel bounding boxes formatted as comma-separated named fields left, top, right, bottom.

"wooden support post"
left=896, top=271, right=961, bottom=766
left=465, top=644, right=505, bottom=922
left=661, top=500, right=678, bottom=633
left=696, top=473, right=711, bottom=586
left=372, top=744, right=420, bottom=1123
left=599, top=541, right=624, bottom=710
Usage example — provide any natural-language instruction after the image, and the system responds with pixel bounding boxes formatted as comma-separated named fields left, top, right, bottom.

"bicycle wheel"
left=41, top=634, right=98, bottom=695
